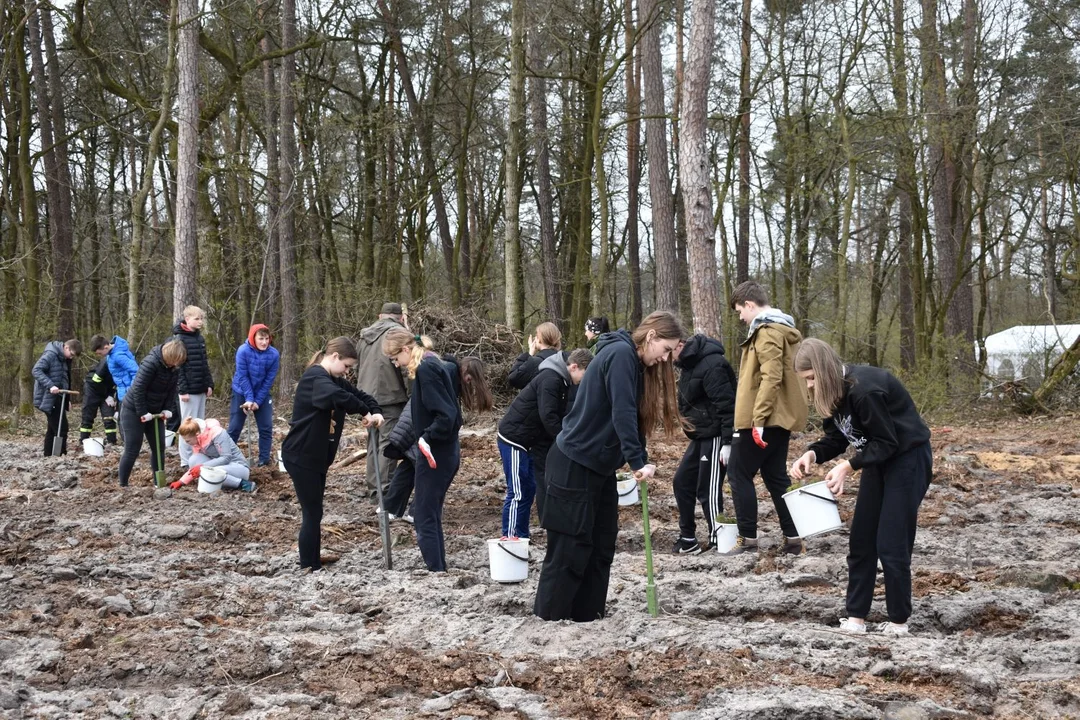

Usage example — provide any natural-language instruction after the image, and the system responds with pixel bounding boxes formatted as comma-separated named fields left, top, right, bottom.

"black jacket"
left=83, top=355, right=117, bottom=399
left=125, top=345, right=180, bottom=417
left=172, top=320, right=214, bottom=394
left=385, top=398, right=421, bottom=465
left=557, top=330, right=647, bottom=474
left=32, top=341, right=72, bottom=412
left=499, top=353, right=573, bottom=451
left=282, top=365, right=382, bottom=473
left=676, top=335, right=736, bottom=442
left=507, top=348, right=559, bottom=390
left=808, top=364, right=931, bottom=470
left=412, top=354, right=462, bottom=447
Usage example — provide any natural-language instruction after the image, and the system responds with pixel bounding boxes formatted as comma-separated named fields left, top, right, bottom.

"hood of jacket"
left=247, top=323, right=273, bottom=348
left=360, top=317, right=403, bottom=344
left=538, top=352, right=570, bottom=383
left=594, top=328, right=635, bottom=355
left=188, top=417, right=224, bottom=454
left=676, top=334, right=726, bottom=370
left=110, top=336, right=132, bottom=355
left=745, top=308, right=796, bottom=340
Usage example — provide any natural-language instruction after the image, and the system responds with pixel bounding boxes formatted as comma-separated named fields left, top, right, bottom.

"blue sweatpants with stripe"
left=498, top=436, right=535, bottom=539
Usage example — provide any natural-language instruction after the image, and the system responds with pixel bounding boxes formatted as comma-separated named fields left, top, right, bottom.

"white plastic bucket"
left=486, top=538, right=529, bottom=583
left=714, top=523, right=739, bottom=553
left=164, top=430, right=176, bottom=448
left=617, top=477, right=640, bottom=506
left=197, top=466, right=227, bottom=494
left=782, top=480, right=843, bottom=538
left=82, top=438, right=105, bottom=457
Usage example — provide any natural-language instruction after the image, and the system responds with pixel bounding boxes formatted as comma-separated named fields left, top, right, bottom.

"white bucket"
left=714, top=523, right=739, bottom=553
left=197, top=466, right=227, bottom=494
left=782, top=480, right=843, bottom=538
left=486, top=538, right=529, bottom=583
left=164, top=430, right=176, bottom=448
left=616, top=477, right=640, bottom=506
left=82, top=438, right=105, bottom=457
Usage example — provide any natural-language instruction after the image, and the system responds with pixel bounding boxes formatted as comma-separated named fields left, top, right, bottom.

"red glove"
left=417, top=437, right=437, bottom=469
left=189, top=465, right=202, bottom=479
left=752, top=427, right=768, bottom=449
left=169, top=480, right=183, bottom=490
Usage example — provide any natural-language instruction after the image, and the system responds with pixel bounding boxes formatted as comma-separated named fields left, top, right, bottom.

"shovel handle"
left=56, top=389, right=80, bottom=395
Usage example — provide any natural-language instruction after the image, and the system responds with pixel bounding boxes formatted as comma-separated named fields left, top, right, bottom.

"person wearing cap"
left=355, top=302, right=411, bottom=504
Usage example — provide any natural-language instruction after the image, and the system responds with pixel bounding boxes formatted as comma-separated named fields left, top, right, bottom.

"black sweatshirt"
left=282, top=365, right=382, bottom=473
left=557, top=330, right=647, bottom=474
left=412, top=354, right=462, bottom=446
left=507, top=348, right=559, bottom=390
left=84, top=355, right=117, bottom=399
left=126, top=345, right=180, bottom=417
left=808, top=364, right=931, bottom=470
left=675, top=334, right=736, bottom=442
left=498, top=353, right=572, bottom=451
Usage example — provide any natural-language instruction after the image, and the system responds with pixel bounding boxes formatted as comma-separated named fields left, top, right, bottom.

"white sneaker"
left=878, top=622, right=909, bottom=636
left=838, top=618, right=867, bottom=634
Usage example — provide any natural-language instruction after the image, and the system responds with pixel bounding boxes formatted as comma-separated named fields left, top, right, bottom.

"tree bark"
left=16, top=23, right=41, bottom=416
left=259, top=23, right=281, bottom=328
left=528, top=18, right=562, bottom=327
left=625, top=0, right=644, bottom=327
left=891, top=0, right=917, bottom=370
left=173, top=0, right=199, bottom=318
left=736, top=0, right=751, bottom=284
left=279, top=0, right=300, bottom=393
left=679, top=0, right=721, bottom=338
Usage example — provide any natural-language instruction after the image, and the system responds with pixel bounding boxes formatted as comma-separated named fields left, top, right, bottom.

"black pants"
left=80, top=390, right=117, bottom=442
left=530, top=441, right=552, bottom=525
left=285, top=460, right=327, bottom=570
left=117, top=407, right=166, bottom=486
left=727, top=427, right=798, bottom=539
left=847, top=442, right=932, bottom=623
left=43, top=401, right=70, bottom=456
left=413, top=440, right=460, bottom=572
left=384, top=456, right=415, bottom=516
left=673, top=437, right=726, bottom=542
left=534, top=445, right=619, bottom=622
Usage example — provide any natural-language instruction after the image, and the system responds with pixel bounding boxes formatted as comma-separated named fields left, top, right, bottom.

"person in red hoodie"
left=228, top=324, right=280, bottom=466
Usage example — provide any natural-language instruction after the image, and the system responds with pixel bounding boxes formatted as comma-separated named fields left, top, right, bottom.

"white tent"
left=981, top=324, right=1080, bottom=381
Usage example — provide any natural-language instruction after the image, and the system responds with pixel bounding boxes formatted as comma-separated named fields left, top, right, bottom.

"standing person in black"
left=790, top=338, right=932, bottom=636
left=281, top=337, right=383, bottom=573
left=507, top=322, right=562, bottom=390
left=32, top=339, right=83, bottom=456
left=79, top=348, right=119, bottom=446
left=534, top=311, right=687, bottom=622
left=671, top=334, right=737, bottom=554
left=118, top=340, right=187, bottom=486
left=171, top=306, right=214, bottom=466
left=383, top=328, right=462, bottom=572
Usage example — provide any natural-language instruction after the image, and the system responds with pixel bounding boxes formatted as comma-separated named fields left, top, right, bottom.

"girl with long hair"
left=534, top=310, right=687, bottom=622
left=790, top=338, right=932, bottom=636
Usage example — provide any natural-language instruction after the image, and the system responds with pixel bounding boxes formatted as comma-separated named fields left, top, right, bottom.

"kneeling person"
left=171, top=417, right=255, bottom=492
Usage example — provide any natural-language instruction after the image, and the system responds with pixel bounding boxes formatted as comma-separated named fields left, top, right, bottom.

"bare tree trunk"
left=639, top=0, right=679, bottom=312
left=173, top=0, right=199, bottom=318
left=891, top=0, right=916, bottom=370
left=528, top=19, right=562, bottom=327
left=279, top=0, right=300, bottom=392
left=503, top=0, right=526, bottom=330
left=15, top=26, right=41, bottom=415
left=679, top=0, right=721, bottom=338
left=736, top=0, right=751, bottom=284
left=259, top=23, right=281, bottom=328
left=625, top=0, right=643, bottom=327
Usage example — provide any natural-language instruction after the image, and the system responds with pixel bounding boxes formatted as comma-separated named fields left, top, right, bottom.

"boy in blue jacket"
left=227, top=324, right=280, bottom=466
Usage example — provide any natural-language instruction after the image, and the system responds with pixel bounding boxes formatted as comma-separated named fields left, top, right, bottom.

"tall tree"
left=279, top=0, right=300, bottom=392
left=503, top=0, right=526, bottom=331
left=173, top=0, right=199, bottom=318
left=736, top=0, right=751, bottom=284
left=624, top=0, right=644, bottom=326
left=528, top=14, right=562, bottom=327
left=679, top=0, right=721, bottom=337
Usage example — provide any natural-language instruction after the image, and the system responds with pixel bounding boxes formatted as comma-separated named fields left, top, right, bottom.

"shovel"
left=152, top=414, right=168, bottom=488
left=369, top=426, right=393, bottom=570
left=244, top=407, right=255, bottom=465
left=640, top=479, right=658, bottom=617
left=52, top=390, right=79, bottom=456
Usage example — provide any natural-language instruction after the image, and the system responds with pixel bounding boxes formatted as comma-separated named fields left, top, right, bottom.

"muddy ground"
left=0, top=412, right=1078, bottom=719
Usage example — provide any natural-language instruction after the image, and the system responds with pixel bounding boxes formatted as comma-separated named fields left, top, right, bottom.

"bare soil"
left=1, top=415, right=1078, bottom=718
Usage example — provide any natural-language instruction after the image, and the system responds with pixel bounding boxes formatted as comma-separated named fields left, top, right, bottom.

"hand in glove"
left=189, top=465, right=202, bottom=479
left=752, top=426, right=768, bottom=449
left=719, top=444, right=731, bottom=466
left=162, top=409, right=173, bottom=420
left=169, top=480, right=184, bottom=490
left=633, top=464, right=657, bottom=481
left=417, top=437, right=437, bottom=469
left=105, top=396, right=116, bottom=408
left=140, top=413, right=153, bottom=423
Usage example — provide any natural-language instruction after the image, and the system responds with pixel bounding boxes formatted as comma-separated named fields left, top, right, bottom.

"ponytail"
left=307, top=336, right=358, bottom=369
left=383, top=328, right=434, bottom=379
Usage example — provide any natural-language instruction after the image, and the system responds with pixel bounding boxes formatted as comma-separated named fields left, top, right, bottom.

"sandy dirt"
left=1, top=415, right=1078, bottom=719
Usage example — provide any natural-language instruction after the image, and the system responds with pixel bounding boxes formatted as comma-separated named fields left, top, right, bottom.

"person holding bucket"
left=170, top=418, right=255, bottom=492
left=118, top=339, right=187, bottom=487
left=790, top=338, right=932, bottom=636
left=533, top=311, right=686, bottom=622
left=281, top=337, right=384, bottom=573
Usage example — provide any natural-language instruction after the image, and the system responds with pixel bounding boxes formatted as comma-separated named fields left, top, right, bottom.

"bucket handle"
left=617, top=479, right=638, bottom=497
left=496, top=541, right=529, bottom=563
left=796, top=487, right=839, bottom=506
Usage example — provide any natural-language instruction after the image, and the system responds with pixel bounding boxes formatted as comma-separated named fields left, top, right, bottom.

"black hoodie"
left=676, top=334, right=736, bottom=442
left=808, top=364, right=930, bottom=470
left=499, top=353, right=573, bottom=451
left=556, top=330, right=647, bottom=474
left=507, top=347, right=559, bottom=390
left=282, top=365, right=382, bottom=472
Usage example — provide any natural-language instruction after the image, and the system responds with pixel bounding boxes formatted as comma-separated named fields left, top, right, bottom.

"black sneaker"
left=673, top=538, right=702, bottom=555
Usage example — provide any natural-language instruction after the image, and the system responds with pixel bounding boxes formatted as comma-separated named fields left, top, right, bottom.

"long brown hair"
left=458, top=356, right=493, bottom=412
left=632, top=311, right=689, bottom=440
left=794, top=337, right=846, bottom=418
left=534, top=321, right=562, bottom=350
left=307, top=336, right=358, bottom=368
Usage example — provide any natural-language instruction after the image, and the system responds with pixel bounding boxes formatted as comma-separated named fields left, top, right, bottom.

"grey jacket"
left=356, top=318, right=409, bottom=407
left=32, top=341, right=72, bottom=413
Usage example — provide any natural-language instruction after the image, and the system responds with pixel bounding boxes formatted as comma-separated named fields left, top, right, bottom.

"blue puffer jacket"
left=107, top=336, right=140, bottom=402
left=231, top=324, right=280, bottom=407
left=32, top=341, right=72, bottom=413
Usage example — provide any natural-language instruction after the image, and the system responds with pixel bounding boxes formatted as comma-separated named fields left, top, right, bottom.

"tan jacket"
left=734, top=321, right=808, bottom=432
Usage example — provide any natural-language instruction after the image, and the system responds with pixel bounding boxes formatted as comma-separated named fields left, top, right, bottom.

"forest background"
left=1, top=0, right=1078, bottom=417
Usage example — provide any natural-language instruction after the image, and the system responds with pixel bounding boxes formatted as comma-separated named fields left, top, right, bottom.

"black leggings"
left=117, top=408, right=166, bottom=486
left=285, top=460, right=327, bottom=570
